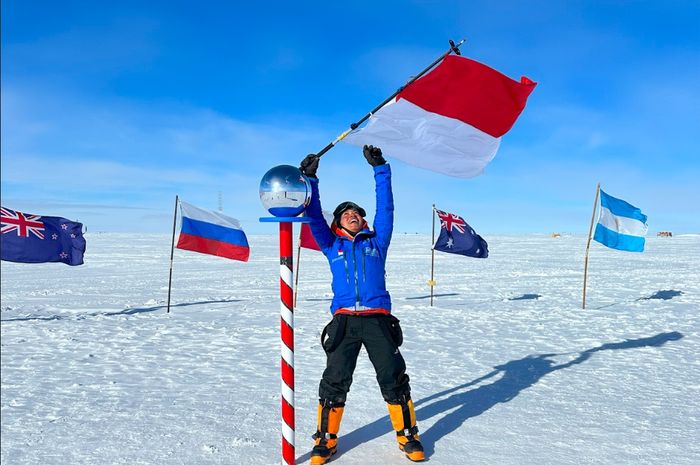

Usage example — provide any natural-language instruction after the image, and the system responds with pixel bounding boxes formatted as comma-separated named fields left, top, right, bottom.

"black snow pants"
left=318, top=313, right=411, bottom=404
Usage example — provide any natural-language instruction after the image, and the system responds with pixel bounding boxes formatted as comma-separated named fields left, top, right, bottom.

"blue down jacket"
left=306, top=164, right=394, bottom=314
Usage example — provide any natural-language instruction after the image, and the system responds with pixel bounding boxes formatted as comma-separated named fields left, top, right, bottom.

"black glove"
left=363, top=145, right=386, bottom=167
left=299, top=154, right=319, bottom=178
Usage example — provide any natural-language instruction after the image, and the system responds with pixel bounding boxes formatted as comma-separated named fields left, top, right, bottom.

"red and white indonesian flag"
left=343, top=55, right=537, bottom=178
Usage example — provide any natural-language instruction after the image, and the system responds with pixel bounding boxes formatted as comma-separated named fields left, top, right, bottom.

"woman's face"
left=340, top=209, right=363, bottom=233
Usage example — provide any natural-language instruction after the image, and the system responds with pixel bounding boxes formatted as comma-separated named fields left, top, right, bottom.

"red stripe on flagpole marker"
left=281, top=358, right=294, bottom=388
left=282, top=437, right=295, bottom=465
left=281, top=281, right=294, bottom=307
left=282, top=397, right=295, bottom=425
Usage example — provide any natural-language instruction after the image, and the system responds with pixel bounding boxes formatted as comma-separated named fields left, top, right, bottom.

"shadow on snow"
left=507, top=293, right=542, bottom=301
left=638, top=290, right=683, bottom=301
left=102, top=298, right=243, bottom=316
left=296, top=331, right=683, bottom=462
left=1, top=298, right=242, bottom=322
left=596, top=289, right=684, bottom=309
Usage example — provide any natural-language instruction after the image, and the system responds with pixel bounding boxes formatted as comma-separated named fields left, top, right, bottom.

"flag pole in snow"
left=582, top=183, right=601, bottom=309
left=429, top=204, right=437, bottom=306
left=314, top=39, right=466, bottom=159
left=167, top=195, right=179, bottom=313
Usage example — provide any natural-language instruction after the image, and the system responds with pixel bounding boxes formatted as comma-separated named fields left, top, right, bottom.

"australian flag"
left=433, top=209, right=488, bottom=258
left=1, top=207, right=86, bottom=266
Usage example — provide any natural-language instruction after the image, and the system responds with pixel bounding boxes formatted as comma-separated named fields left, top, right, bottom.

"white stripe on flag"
left=344, top=99, right=500, bottom=178
left=180, top=200, right=243, bottom=230
left=598, top=206, right=648, bottom=237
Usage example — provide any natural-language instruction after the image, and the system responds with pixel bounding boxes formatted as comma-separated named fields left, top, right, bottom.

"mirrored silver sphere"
left=259, top=165, right=312, bottom=217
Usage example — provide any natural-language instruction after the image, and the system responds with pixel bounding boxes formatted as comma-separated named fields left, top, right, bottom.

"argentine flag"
left=594, top=189, right=648, bottom=252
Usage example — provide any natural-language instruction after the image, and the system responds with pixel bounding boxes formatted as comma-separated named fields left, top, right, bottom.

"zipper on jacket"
left=361, top=248, right=366, bottom=282
left=343, top=251, right=351, bottom=284
left=354, top=234, right=367, bottom=285
left=351, top=241, right=360, bottom=308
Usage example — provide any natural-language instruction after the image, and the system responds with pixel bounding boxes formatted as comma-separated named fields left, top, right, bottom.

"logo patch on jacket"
left=363, top=247, right=380, bottom=257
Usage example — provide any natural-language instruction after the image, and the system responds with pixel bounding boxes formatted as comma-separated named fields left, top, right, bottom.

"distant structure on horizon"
left=551, top=232, right=561, bottom=238
left=657, top=231, right=673, bottom=237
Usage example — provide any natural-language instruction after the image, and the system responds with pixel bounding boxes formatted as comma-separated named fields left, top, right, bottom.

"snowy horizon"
left=76, top=231, right=700, bottom=238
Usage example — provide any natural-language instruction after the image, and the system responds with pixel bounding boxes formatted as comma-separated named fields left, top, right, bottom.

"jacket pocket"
left=380, top=314, right=403, bottom=348
left=321, top=315, right=348, bottom=353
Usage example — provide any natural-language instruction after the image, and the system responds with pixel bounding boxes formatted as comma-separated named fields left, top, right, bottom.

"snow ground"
left=1, top=233, right=699, bottom=465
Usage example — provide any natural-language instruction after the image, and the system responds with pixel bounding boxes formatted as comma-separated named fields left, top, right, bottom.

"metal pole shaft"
left=166, top=195, right=179, bottom=313
left=430, top=205, right=436, bottom=306
left=279, top=222, right=295, bottom=465
left=582, top=183, right=601, bottom=309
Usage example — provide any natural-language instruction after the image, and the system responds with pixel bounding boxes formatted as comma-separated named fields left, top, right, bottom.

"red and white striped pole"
left=261, top=216, right=308, bottom=465
left=259, top=164, right=312, bottom=465
left=279, top=221, right=295, bottom=465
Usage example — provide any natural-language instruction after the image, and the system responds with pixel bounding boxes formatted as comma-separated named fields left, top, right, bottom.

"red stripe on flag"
left=176, top=233, right=250, bottom=262
left=398, top=55, right=537, bottom=138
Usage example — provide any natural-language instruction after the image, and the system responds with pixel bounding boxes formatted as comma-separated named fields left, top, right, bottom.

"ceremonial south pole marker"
left=259, top=165, right=312, bottom=465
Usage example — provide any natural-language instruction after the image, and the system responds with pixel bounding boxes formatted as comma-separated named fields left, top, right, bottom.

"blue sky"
left=2, top=1, right=699, bottom=234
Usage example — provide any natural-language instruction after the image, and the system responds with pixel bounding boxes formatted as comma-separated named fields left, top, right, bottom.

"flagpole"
left=167, top=195, right=179, bottom=313
left=429, top=204, right=437, bottom=307
left=315, top=39, right=466, bottom=158
left=582, top=183, right=600, bottom=309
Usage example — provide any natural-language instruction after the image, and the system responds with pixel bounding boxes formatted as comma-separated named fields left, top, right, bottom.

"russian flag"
left=177, top=201, right=250, bottom=262
left=343, top=54, right=537, bottom=178
left=593, top=190, right=648, bottom=252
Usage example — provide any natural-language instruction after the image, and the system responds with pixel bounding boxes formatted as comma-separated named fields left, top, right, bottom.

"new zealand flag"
left=1, top=207, right=86, bottom=266
left=433, top=209, right=488, bottom=258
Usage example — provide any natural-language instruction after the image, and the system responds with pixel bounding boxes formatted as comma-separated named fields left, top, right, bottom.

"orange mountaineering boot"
left=387, top=397, right=425, bottom=462
left=310, top=401, right=344, bottom=464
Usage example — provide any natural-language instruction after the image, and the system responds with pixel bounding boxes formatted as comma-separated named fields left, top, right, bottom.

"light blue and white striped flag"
left=593, top=189, right=648, bottom=252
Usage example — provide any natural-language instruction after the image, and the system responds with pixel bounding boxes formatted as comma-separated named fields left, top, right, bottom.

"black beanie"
left=333, top=201, right=366, bottom=223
